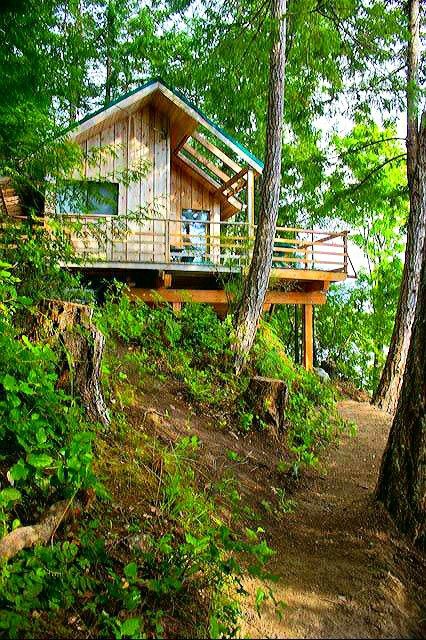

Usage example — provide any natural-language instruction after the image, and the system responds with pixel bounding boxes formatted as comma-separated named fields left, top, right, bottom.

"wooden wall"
left=170, top=163, right=221, bottom=261
left=68, top=103, right=222, bottom=264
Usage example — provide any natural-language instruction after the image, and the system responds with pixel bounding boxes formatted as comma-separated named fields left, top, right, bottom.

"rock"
left=245, top=376, right=288, bottom=437
left=314, top=367, right=330, bottom=383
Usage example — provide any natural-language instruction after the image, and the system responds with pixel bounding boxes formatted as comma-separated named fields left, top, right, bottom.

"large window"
left=56, top=181, right=119, bottom=215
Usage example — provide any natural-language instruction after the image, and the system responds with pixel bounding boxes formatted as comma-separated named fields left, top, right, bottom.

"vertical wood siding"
left=68, top=104, right=222, bottom=264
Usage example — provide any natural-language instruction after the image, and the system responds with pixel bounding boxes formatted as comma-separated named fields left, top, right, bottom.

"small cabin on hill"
left=47, top=78, right=349, bottom=369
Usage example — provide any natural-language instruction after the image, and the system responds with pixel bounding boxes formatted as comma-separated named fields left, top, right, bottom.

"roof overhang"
left=68, top=78, right=264, bottom=175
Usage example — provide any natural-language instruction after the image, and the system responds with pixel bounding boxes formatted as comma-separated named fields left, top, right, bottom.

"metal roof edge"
left=67, top=77, right=264, bottom=171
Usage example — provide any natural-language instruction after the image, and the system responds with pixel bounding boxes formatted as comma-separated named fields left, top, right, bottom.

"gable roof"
left=68, top=78, right=264, bottom=174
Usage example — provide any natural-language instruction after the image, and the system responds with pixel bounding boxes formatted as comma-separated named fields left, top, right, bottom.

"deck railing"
left=58, top=215, right=349, bottom=273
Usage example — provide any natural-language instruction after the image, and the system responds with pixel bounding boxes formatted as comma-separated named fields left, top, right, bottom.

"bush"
left=0, top=264, right=98, bottom=537
left=253, top=322, right=345, bottom=475
left=97, top=289, right=239, bottom=407
left=0, top=436, right=276, bottom=639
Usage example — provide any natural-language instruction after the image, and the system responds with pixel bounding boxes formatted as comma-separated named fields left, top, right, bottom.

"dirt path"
left=241, top=401, right=426, bottom=639
left=128, top=374, right=425, bottom=639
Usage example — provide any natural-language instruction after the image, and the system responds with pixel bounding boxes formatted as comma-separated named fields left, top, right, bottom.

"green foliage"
left=0, top=222, right=88, bottom=307
left=97, top=288, right=239, bottom=407
left=0, top=266, right=97, bottom=537
left=0, top=435, right=275, bottom=639
left=254, top=323, right=345, bottom=474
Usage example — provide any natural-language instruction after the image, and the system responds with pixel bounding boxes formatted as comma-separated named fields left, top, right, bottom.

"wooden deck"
left=60, top=215, right=349, bottom=284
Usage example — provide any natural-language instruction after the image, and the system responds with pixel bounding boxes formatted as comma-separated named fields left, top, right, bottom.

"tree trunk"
left=35, top=299, right=110, bottom=426
left=373, top=0, right=425, bottom=414
left=105, top=2, right=115, bottom=105
left=375, top=114, right=426, bottom=549
left=232, top=0, right=286, bottom=374
left=245, top=376, right=288, bottom=439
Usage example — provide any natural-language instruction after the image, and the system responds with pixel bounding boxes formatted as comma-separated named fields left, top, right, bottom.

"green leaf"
left=36, top=427, right=47, bottom=444
left=2, top=373, right=18, bottom=391
left=27, top=453, right=54, bottom=469
left=209, top=616, right=220, bottom=639
left=0, top=487, right=21, bottom=507
left=8, top=459, right=29, bottom=482
left=120, top=617, right=141, bottom=638
left=124, top=562, right=138, bottom=580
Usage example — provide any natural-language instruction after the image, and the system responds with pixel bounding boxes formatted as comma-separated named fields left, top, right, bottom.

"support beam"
left=191, top=131, right=242, bottom=173
left=302, top=304, right=313, bottom=371
left=215, top=166, right=249, bottom=196
left=182, top=142, right=230, bottom=182
left=129, top=288, right=326, bottom=305
left=175, top=151, right=243, bottom=211
left=156, top=271, right=172, bottom=288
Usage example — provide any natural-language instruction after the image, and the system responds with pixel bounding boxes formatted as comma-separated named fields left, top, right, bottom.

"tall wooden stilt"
left=302, top=303, right=313, bottom=371
left=294, top=304, right=300, bottom=364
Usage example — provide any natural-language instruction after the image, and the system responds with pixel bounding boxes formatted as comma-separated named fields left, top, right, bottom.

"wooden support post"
left=302, top=303, right=313, bottom=371
left=156, top=271, right=172, bottom=288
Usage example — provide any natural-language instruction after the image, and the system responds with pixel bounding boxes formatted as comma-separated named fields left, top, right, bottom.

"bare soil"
left=241, top=401, right=426, bottom=639
left=121, top=372, right=426, bottom=639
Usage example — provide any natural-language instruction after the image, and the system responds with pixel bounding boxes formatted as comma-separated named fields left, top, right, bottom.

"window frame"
left=56, top=180, right=119, bottom=216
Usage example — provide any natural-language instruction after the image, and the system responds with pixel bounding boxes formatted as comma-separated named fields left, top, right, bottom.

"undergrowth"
left=0, top=267, right=277, bottom=638
left=0, top=252, right=348, bottom=638
left=97, top=286, right=349, bottom=475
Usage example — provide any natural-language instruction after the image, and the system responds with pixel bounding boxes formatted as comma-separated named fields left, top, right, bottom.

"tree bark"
left=232, top=0, right=286, bottom=374
left=373, top=0, right=425, bottom=414
left=0, top=499, right=82, bottom=561
left=35, top=299, right=110, bottom=426
left=375, top=114, right=426, bottom=549
left=245, top=376, right=288, bottom=438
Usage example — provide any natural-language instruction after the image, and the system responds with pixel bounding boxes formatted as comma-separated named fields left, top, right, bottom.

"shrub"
left=253, top=322, right=345, bottom=474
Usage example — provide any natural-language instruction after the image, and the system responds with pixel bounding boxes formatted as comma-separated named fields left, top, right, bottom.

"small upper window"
left=56, top=181, right=119, bottom=215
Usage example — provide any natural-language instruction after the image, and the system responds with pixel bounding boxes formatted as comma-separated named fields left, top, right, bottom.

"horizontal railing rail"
left=56, top=214, right=348, bottom=273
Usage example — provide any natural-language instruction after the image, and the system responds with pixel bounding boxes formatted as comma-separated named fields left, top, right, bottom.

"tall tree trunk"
left=373, top=0, right=425, bottom=414
left=233, top=0, right=286, bottom=374
left=376, top=113, right=426, bottom=549
left=105, top=1, right=115, bottom=105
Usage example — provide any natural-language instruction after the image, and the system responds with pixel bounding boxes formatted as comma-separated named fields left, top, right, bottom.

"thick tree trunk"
left=232, top=0, right=286, bottom=374
left=373, top=0, right=425, bottom=414
left=375, top=118, right=426, bottom=548
left=36, top=299, right=110, bottom=426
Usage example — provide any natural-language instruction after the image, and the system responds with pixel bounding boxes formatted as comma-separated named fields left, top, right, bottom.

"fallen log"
left=0, top=499, right=81, bottom=561
left=34, top=299, right=110, bottom=426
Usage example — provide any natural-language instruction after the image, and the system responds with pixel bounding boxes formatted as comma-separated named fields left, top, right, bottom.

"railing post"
left=344, top=231, right=348, bottom=273
left=165, top=217, right=170, bottom=264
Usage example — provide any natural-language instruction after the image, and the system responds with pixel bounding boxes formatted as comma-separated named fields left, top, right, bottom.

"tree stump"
left=245, top=376, right=288, bottom=437
left=34, top=299, right=110, bottom=426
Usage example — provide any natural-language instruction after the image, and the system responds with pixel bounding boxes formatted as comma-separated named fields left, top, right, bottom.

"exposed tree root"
left=0, top=499, right=82, bottom=561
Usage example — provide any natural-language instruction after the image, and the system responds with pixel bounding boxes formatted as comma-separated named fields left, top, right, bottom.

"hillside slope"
left=102, top=365, right=426, bottom=639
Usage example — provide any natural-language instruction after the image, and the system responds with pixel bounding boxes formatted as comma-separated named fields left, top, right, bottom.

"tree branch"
left=349, top=153, right=406, bottom=192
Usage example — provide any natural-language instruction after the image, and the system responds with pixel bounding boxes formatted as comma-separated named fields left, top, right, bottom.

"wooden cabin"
left=51, top=78, right=349, bottom=369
